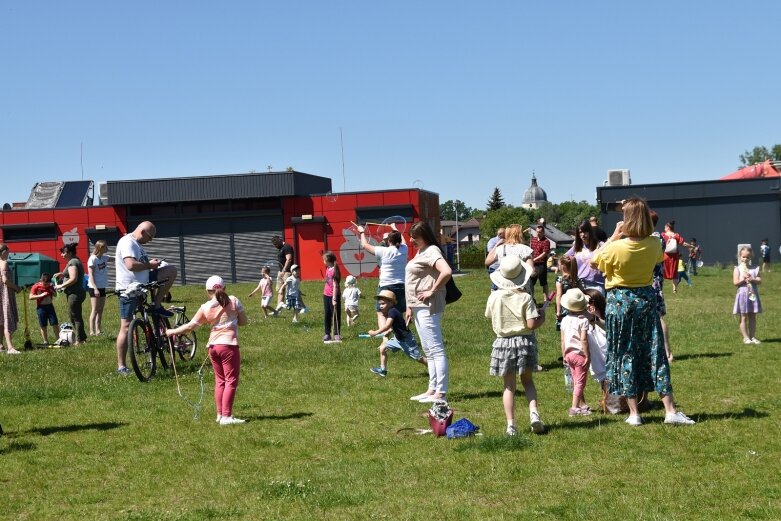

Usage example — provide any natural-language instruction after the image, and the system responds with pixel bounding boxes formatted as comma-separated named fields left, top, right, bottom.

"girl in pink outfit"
left=167, top=275, right=248, bottom=425
left=560, top=288, right=592, bottom=416
left=248, top=266, right=275, bottom=318
left=322, top=251, right=342, bottom=342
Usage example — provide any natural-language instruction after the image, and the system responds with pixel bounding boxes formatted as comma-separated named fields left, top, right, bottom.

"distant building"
left=441, top=217, right=481, bottom=245
left=596, top=177, right=781, bottom=265
left=522, top=173, right=548, bottom=209
left=0, top=172, right=439, bottom=283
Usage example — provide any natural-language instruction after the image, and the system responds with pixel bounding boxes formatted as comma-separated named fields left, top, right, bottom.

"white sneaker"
left=219, top=416, right=246, bottom=425
left=664, top=411, right=695, bottom=425
left=751, top=338, right=761, bottom=345
left=418, top=394, right=445, bottom=404
left=216, top=415, right=223, bottom=424
left=410, top=393, right=430, bottom=401
left=625, top=415, right=643, bottom=426
left=530, top=412, right=545, bottom=434
left=743, top=338, right=753, bottom=345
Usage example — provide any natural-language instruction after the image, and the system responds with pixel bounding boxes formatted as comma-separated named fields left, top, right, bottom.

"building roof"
left=522, top=174, right=548, bottom=205
left=106, top=171, right=332, bottom=205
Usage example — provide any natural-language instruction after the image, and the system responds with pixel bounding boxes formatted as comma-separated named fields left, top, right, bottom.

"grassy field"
left=1, top=267, right=779, bottom=520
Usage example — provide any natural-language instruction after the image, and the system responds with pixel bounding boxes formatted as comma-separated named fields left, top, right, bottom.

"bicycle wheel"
left=156, top=316, right=171, bottom=370
left=174, top=316, right=197, bottom=361
left=128, top=318, right=156, bottom=382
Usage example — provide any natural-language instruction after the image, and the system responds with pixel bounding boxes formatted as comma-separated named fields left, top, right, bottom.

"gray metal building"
left=102, top=171, right=331, bottom=285
left=596, top=177, right=781, bottom=265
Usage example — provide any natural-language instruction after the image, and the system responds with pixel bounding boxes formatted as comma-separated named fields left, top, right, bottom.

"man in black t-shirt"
left=272, top=235, right=295, bottom=310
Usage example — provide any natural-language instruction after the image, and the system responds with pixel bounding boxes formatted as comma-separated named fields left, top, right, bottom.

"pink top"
left=190, top=295, right=244, bottom=347
left=323, top=266, right=336, bottom=298
left=561, top=314, right=590, bottom=355
left=260, top=277, right=272, bottom=298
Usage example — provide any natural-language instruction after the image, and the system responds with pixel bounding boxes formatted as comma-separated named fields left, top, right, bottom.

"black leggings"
left=323, top=295, right=342, bottom=337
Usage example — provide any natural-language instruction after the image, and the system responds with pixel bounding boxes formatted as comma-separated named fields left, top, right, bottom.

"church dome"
left=522, top=173, right=548, bottom=209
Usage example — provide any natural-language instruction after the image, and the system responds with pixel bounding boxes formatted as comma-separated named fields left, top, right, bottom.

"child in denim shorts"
left=29, top=272, right=59, bottom=345
left=368, top=289, right=427, bottom=377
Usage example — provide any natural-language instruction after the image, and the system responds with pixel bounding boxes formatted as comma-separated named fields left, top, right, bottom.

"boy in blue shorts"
left=369, top=290, right=427, bottom=377
left=29, top=273, right=59, bottom=345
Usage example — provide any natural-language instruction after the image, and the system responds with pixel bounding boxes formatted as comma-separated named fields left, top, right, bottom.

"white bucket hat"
left=489, top=256, right=531, bottom=290
left=561, top=288, right=587, bottom=312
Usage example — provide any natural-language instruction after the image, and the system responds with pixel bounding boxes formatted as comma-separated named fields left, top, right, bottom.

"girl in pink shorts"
left=167, top=275, right=248, bottom=425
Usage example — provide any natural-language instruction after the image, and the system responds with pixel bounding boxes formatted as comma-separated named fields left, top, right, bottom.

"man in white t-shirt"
left=114, top=221, right=177, bottom=375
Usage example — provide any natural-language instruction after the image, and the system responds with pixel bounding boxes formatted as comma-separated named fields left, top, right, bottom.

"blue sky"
left=2, top=2, right=779, bottom=210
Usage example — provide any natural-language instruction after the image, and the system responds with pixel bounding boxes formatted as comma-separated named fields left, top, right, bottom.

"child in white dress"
left=342, top=275, right=362, bottom=326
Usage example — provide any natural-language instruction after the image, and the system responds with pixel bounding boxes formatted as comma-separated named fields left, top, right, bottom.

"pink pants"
left=210, top=344, right=240, bottom=417
left=564, top=351, right=588, bottom=398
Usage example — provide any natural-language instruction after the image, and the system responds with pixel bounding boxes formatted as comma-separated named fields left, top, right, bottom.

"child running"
left=322, top=252, right=342, bottom=342
left=29, top=273, right=59, bottom=345
left=733, top=246, right=762, bottom=344
left=248, top=266, right=275, bottom=318
left=369, top=289, right=427, bottom=377
left=676, top=258, right=691, bottom=288
left=277, top=265, right=304, bottom=323
left=560, top=288, right=592, bottom=416
left=485, top=256, right=546, bottom=436
left=342, top=275, right=361, bottom=326
left=166, top=275, right=248, bottom=425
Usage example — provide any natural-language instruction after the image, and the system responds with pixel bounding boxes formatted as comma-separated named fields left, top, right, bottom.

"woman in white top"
left=359, top=223, right=408, bottom=328
left=484, top=224, right=534, bottom=292
left=87, top=240, right=109, bottom=336
left=405, top=221, right=452, bottom=404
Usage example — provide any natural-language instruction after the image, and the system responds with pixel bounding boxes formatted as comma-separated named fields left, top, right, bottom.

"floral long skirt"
left=605, top=286, right=671, bottom=398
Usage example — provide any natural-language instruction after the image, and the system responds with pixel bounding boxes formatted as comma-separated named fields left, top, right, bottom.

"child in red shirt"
left=29, top=273, right=59, bottom=344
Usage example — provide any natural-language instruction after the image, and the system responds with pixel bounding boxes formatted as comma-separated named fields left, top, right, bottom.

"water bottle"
left=563, top=364, right=573, bottom=393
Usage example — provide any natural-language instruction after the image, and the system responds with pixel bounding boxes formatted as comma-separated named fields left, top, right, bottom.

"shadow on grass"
left=454, top=390, right=504, bottom=401
left=246, top=412, right=314, bottom=421
left=26, top=421, right=127, bottom=437
left=545, top=416, right=623, bottom=431
left=694, top=408, right=767, bottom=422
left=757, top=337, right=781, bottom=344
left=674, top=352, right=733, bottom=361
left=0, top=441, right=36, bottom=455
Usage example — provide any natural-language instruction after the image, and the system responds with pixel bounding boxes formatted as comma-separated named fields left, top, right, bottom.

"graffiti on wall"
left=338, top=227, right=378, bottom=277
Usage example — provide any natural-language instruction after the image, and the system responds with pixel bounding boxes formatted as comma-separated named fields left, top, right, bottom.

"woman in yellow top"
left=591, top=199, right=695, bottom=427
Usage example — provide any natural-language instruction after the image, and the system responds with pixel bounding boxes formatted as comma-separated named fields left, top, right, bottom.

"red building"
left=0, top=172, right=439, bottom=284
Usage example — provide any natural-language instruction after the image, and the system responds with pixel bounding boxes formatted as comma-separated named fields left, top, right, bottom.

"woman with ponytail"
left=166, top=275, right=248, bottom=425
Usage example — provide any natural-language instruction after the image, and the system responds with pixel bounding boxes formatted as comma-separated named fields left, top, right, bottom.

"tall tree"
left=439, top=200, right=477, bottom=221
left=486, top=187, right=505, bottom=211
left=739, top=144, right=781, bottom=166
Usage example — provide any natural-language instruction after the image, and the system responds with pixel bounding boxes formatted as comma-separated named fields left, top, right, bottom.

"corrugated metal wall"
left=597, top=178, right=781, bottom=264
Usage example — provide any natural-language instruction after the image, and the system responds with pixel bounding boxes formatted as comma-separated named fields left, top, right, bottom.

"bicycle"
left=168, top=305, right=197, bottom=361
left=117, top=280, right=175, bottom=382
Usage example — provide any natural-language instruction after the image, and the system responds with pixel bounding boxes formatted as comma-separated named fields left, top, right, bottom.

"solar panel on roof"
left=56, top=181, right=93, bottom=208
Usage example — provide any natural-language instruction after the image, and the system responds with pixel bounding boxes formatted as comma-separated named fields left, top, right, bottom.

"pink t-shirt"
left=260, top=277, right=272, bottom=298
left=190, top=295, right=244, bottom=347
left=561, top=314, right=590, bottom=355
left=324, top=266, right=336, bottom=297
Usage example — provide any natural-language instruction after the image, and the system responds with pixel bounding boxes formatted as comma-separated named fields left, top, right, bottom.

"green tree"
left=486, top=187, right=505, bottom=211
left=479, top=205, right=528, bottom=241
left=440, top=200, right=477, bottom=221
left=739, top=144, right=781, bottom=166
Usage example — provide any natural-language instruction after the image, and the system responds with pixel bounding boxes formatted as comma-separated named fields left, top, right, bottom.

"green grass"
left=1, top=267, right=780, bottom=520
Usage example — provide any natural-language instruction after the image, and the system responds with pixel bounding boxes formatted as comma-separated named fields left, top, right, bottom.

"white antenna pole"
left=340, top=127, right=346, bottom=192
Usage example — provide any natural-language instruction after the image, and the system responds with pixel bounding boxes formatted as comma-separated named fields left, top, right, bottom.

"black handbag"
left=445, top=277, right=462, bottom=304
